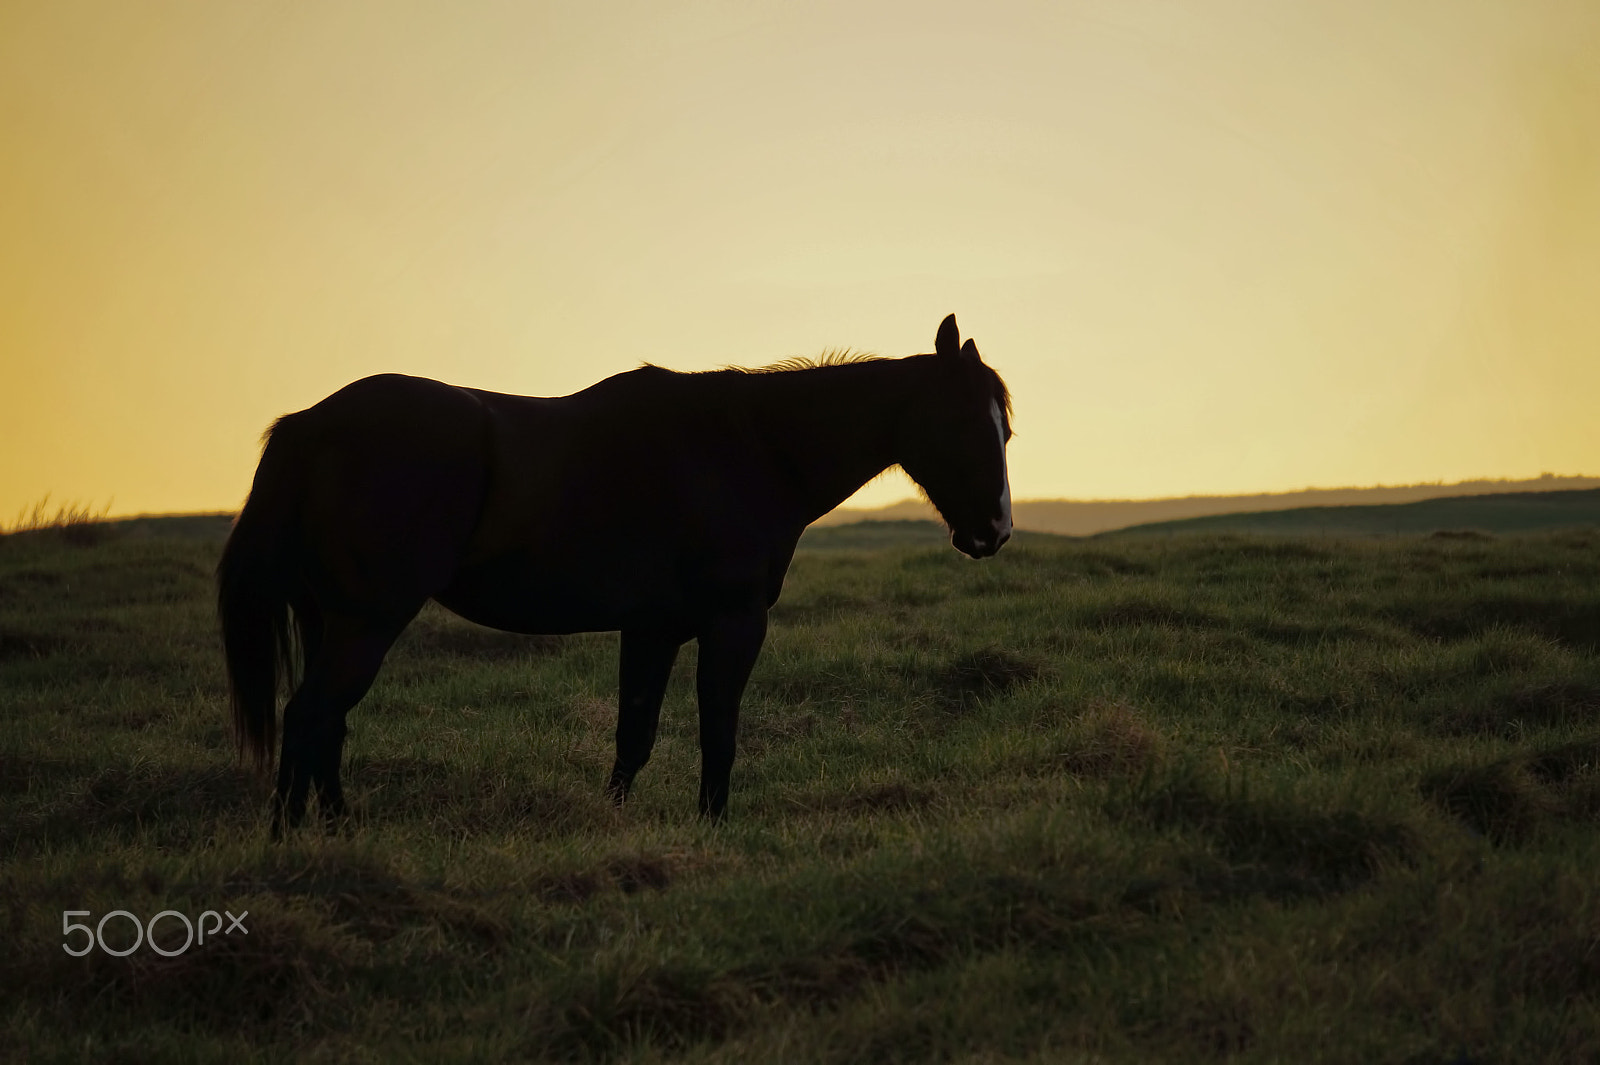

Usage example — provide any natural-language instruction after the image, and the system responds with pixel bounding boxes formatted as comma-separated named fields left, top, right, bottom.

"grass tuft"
left=1054, top=700, right=1167, bottom=778
left=1119, top=766, right=1420, bottom=897
left=1422, top=735, right=1600, bottom=843
left=935, top=646, right=1043, bottom=707
left=4, top=493, right=115, bottom=545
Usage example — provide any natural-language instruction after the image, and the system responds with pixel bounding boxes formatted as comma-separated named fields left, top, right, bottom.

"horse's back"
left=273, top=374, right=494, bottom=617
left=439, top=367, right=801, bottom=633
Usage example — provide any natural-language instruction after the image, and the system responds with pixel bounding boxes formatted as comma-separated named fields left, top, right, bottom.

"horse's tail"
left=217, top=414, right=307, bottom=773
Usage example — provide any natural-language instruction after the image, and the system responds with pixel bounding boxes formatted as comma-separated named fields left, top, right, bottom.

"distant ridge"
left=1109, top=487, right=1600, bottom=538
left=814, top=475, right=1600, bottom=537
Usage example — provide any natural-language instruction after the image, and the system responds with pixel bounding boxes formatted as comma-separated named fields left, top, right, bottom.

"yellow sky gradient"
left=2, top=0, right=1596, bottom=520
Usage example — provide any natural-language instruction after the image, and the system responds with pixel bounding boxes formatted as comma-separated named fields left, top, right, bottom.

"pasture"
left=3, top=518, right=1598, bottom=1062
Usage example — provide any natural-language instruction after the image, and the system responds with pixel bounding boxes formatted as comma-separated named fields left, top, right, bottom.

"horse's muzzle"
left=953, top=527, right=1010, bottom=559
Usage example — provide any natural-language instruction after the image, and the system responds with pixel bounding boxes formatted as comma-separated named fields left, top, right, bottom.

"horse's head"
left=897, top=315, right=1013, bottom=559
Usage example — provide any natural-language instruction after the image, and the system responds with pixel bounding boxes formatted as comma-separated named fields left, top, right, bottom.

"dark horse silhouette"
left=218, top=314, right=1012, bottom=833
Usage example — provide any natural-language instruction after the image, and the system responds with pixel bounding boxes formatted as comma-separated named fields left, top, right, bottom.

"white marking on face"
left=989, top=399, right=1013, bottom=542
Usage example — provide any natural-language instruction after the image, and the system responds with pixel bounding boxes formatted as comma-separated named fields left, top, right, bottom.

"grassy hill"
left=797, top=518, right=953, bottom=551
left=3, top=517, right=1599, bottom=1061
left=109, top=512, right=235, bottom=541
left=801, top=489, right=1600, bottom=549
left=797, top=519, right=1072, bottom=552
left=816, top=475, right=1600, bottom=536
left=1111, top=487, right=1600, bottom=538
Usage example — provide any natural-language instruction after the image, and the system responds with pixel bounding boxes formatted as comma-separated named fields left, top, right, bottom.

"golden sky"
left=2, top=0, right=1597, bottom=519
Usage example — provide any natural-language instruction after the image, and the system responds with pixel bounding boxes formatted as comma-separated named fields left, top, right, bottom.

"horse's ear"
left=935, top=314, right=960, bottom=360
left=960, top=338, right=981, bottom=363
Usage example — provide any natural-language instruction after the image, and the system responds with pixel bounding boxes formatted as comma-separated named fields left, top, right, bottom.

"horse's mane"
left=720, top=349, right=884, bottom=374
left=637, top=349, right=1011, bottom=419
left=637, top=350, right=884, bottom=379
left=753, top=351, right=1011, bottom=422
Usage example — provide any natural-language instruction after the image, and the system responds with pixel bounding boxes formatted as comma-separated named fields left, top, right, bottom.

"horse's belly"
left=432, top=556, right=673, bottom=635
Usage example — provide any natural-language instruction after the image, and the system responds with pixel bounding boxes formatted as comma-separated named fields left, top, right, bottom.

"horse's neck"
left=747, top=358, right=925, bottom=526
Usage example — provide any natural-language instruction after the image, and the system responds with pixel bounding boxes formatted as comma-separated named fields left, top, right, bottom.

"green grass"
left=3, top=519, right=1600, bottom=1062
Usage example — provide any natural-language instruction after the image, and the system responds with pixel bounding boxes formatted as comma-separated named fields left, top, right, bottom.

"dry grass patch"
left=1422, top=735, right=1600, bottom=843
left=935, top=647, right=1043, bottom=708
left=1053, top=700, right=1167, bottom=779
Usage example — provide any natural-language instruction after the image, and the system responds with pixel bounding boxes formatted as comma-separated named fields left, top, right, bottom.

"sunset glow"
left=2, top=0, right=1596, bottom=519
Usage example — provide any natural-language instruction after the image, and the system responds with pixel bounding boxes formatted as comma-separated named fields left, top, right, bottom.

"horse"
left=218, top=314, right=1012, bottom=834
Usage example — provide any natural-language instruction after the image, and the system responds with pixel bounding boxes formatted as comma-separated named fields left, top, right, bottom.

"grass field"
left=3, top=517, right=1599, bottom=1062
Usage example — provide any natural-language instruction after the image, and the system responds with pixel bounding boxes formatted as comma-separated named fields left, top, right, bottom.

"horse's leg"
left=273, top=682, right=320, bottom=837
left=268, top=599, right=324, bottom=837
left=309, top=615, right=412, bottom=831
left=272, top=613, right=408, bottom=837
left=694, top=608, right=768, bottom=820
left=606, top=629, right=682, bottom=804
